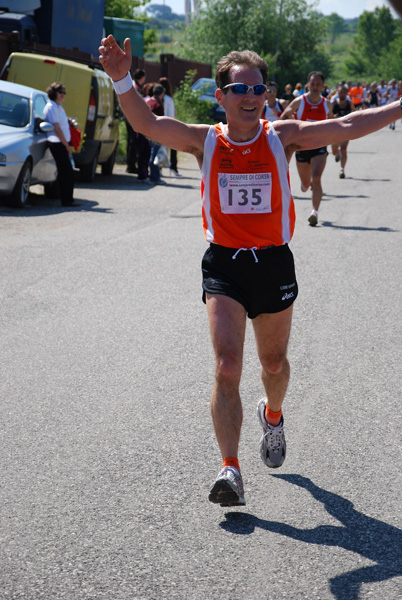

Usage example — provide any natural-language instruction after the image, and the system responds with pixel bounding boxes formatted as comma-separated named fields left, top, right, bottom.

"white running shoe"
left=257, top=398, right=286, bottom=468
left=308, top=210, right=318, bottom=226
left=208, top=466, right=246, bottom=506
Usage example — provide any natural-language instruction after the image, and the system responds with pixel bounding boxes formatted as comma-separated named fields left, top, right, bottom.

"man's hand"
left=99, top=35, right=132, bottom=82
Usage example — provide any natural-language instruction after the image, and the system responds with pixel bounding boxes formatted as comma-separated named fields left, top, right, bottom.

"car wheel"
left=80, top=152, right=98, bottom=182
left=101, top=148, right=116, bottom=175
left=11, top=161, right=32, bottom=208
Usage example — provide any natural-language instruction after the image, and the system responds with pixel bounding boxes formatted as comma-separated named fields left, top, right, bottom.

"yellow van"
left=1, top=52, right=119, bottom=181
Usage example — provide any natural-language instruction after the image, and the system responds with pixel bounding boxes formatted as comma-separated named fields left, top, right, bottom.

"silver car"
left=191, top=78, right=227, bottom=123
left=0, top=80, right=57, bottom=207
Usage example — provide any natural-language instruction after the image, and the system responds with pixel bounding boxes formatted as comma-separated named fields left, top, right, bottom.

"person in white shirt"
left=384, top=79, right=399, bottom=129
left=43, top=82, right=78, bottom=207
left=158, top=77, right=181, bottom=177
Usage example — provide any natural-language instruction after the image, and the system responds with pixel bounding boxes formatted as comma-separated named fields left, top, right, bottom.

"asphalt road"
left=1, top=125, right=401, bottom=600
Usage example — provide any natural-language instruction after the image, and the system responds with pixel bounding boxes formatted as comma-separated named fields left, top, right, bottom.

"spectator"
left=146, top=83, right=166, bottom=184
left=158, top=76, right=181, bottom=177
left=126, top=68, right=146, bottom=174
left=43, top=82, right=79, bottom=207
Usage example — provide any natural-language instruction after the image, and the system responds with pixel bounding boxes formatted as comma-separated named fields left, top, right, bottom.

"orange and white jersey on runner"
left=296, top=94, right=329, bottom=122
left=201, top=120, right=295, bottom=249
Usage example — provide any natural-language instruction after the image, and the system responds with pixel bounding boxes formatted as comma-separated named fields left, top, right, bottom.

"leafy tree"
left=105, top=0, right=147, bottom=19
left=181, top=0, right=332, bottom=92
left=345, top=7, right=399, bottom=78
left=324, top=13, right=346, bottom=44
left=174, top=70, right=215, bottom=124
left=104, top=0, right=157, bottom=55
left=377, top=30, right=402, bottom=80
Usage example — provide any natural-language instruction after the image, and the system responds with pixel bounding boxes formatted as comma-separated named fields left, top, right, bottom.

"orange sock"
left=265, top=407, right=282, bottom=426
left=223, top=457, right=240, bottom=473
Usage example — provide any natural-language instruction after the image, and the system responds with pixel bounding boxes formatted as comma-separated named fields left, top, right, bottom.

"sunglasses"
left=57, top=90, right=66, bottom=95
left=223, top=83, right=267, bottom=96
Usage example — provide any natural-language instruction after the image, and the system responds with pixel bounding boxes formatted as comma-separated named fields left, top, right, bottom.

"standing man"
left=281, top=71, right=333, bottom=227
left=99, top=35, right=402, bottom=507
left=331, top=85, right=355, bottom=179
left=384, top=79, right=399, bottom=129
left=145, top=83, right=165, bottom=184
left=125, top=68, right=145, bottom=174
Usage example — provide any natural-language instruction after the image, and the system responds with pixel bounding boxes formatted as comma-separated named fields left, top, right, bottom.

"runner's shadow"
left=346, top=177, right=391, bottom=182
left=220, top=474, right=402, bottom=600
left=321, top=221, right=397, bottom=232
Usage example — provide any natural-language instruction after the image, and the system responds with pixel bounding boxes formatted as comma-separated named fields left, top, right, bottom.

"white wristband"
left=112, top=72, right=133, bottom=95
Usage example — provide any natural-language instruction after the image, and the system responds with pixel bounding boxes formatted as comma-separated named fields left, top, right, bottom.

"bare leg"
left=206, top=293, right=247, bottom=459
left=340, top=141, right=349, bottom=169
left=296, top=160, right=312, bottom=191
left=252, top=306, right=293, bottom=412
left=310, top=153, right=327, bottom=212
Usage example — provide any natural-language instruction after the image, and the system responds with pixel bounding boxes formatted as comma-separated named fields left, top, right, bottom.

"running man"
left=261, top=81, right=288, bottom=121
left=331, top=85, right=355, bottom=178
left=280, top=71, right=333, bottom=227
left=349, top=81, right=364, bottom=110
left=99, top=36, right=402, bottom=506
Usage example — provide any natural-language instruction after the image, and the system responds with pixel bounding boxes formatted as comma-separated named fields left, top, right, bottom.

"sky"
left=146, top=0, right=398, bottom=20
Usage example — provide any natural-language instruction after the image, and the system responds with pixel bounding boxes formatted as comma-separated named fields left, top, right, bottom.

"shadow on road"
left=320, top=221, right=397, bottom=232
left=220, top=474, right=402, bottom=600
left=293, top=193, right=370, bottom=201
left=0, top=194, right=113, bottom=216
left=77, top=172, right=200, bottom=192
left=346, top=177, right=391, bottom=182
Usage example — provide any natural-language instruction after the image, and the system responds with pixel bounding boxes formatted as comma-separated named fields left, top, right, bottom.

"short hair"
left=134, top=68, right=145, bottom=81
left=152, top=83, right=165, bottom=97
left=46, top=82, right=66, bottom=100
left=215, top=50, right=268, bottom=90
left=307, top=71, right=325, bottom=83
left=267, top=80, right=278, bottom=91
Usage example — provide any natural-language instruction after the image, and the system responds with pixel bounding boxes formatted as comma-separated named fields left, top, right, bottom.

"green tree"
left=324, top=13, right=346, bottom=44
left=104, top=0, right=157, bottom=55
left=104, top=0, right=147, bottom=19
left=174, top=70, right=215, bottom=124
left=181, top=0, right=331, bottom=92
left=345, top=7, right=399, bottom=78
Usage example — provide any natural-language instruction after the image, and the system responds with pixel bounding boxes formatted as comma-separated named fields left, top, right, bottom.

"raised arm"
left=274, top=100, right=402, bottom=156
left=99, top=36, right=208, bottom=161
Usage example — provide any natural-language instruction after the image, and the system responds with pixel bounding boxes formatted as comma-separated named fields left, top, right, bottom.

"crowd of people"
left=261, top=76, right=401, bottom=226
left=124, top=69, right=181, bottom=184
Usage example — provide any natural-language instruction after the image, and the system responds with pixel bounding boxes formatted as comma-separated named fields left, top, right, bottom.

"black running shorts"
left=295, top=147, right=328, bottom=163
left=202, top=243, right=298, bottom=318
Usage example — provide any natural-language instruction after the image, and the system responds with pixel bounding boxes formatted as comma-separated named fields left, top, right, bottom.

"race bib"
left=218, top=173, right=272, bottom=214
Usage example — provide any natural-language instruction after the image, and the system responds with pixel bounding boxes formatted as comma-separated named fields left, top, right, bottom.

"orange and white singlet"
left=201, top=120, right=295, bottom=249
left=296, top=94, right=329, bottom=122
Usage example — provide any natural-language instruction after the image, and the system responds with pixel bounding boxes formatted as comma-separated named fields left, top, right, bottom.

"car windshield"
left=192, top=79, right=217, bottom=96
left=0, top=92, right=30, bottom=127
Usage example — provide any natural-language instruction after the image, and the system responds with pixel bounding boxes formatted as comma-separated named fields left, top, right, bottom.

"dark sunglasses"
left=57, top=90, right=66, bottom=95
left=223, top=83, right=267, bottom=96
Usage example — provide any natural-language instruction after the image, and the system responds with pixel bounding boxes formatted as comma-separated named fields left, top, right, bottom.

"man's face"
left=308, top=76, right=324, bottom=94
left=216, top=66, right=266, bottom=127
left=266, top=85, right=278, bottom=102
left=338, top=88, right=348, bottom=101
